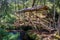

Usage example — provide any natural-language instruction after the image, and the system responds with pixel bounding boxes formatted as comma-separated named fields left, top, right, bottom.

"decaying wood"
left=14, top=14, right=56, bottom=34
left=14, top=5, right=58, bottom=40
left=16, top=5, right=48, bottom=13
left=27, top=29, right=58, bottom=40
left=15, top=6, right=57, bottom=32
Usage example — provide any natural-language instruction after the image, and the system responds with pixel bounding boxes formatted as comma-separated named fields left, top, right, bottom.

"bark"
left=32, top=0, right=36, bottom=7
left=16, top=5, right=48, bottom=13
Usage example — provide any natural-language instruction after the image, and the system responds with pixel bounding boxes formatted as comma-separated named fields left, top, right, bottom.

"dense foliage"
left=0, top=0, right=60, bottom=40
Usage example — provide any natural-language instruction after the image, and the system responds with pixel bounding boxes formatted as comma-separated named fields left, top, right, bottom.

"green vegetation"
left=0, top=0, right=60, bottom=40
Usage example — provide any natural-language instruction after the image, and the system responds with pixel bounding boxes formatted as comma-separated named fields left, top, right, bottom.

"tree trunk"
left=32, top=0, right=36, bottom=7
left=57, top=15, right=60, bottom=35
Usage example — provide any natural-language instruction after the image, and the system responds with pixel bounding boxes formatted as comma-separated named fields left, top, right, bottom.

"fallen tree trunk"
left=16, top=5, right=48, bottom=13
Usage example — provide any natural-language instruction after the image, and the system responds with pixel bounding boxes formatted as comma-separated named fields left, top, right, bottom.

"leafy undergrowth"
left=0, top=28, right=20, bottom=40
